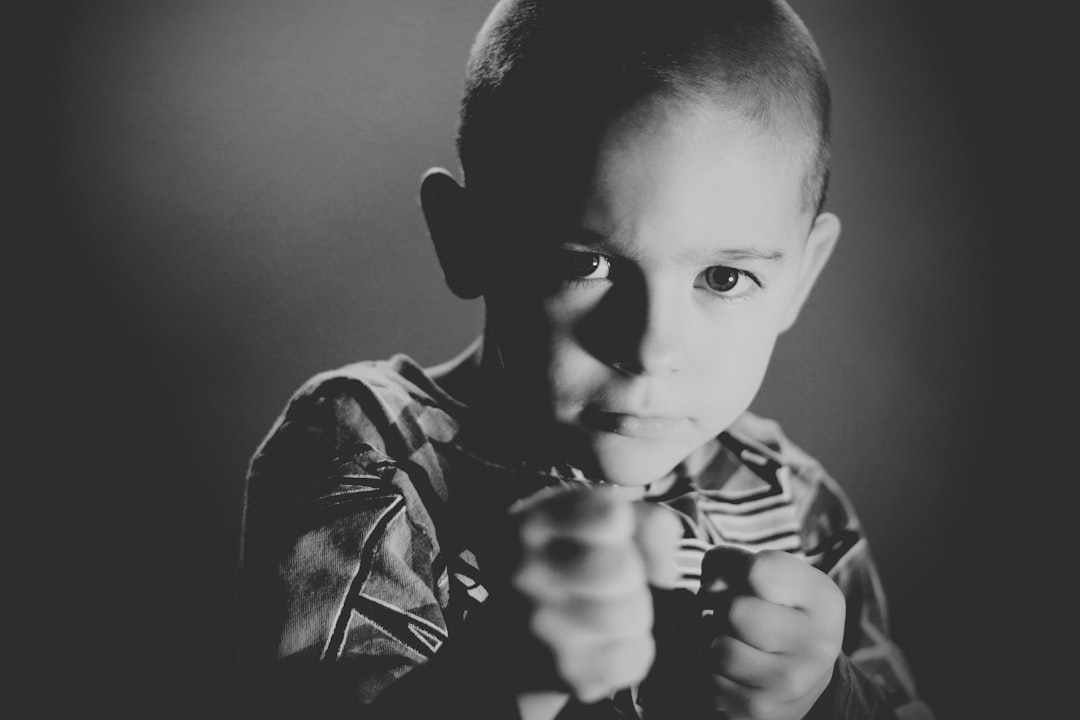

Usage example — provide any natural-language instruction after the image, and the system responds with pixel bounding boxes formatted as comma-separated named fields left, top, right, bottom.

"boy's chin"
left=584, top=436, right=692, bottom=488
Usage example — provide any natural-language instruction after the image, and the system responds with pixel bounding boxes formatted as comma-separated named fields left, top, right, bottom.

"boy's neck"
left=425, top=336, right=485, bottom=407
left=427, top=333, right=557, bottom=465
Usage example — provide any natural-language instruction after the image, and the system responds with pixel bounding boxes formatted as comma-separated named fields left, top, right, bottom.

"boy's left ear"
left=420, top=167, right=485, bottom=299
left=780, top=212, right=841, bottom=332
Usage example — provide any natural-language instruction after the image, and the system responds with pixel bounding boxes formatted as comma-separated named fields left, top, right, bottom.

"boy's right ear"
left=420, top=167, right=484, bottom=299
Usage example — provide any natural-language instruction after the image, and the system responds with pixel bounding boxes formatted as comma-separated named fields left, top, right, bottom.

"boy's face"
left=463, top=99, right=838, bottom=487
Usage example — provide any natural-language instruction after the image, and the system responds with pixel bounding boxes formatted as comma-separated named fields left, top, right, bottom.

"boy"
left=238, top=1, right=933, bottom=718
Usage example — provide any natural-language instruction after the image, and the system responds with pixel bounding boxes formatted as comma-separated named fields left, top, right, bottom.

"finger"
left=700, top=543, right=755, bottom=596
left=633, top=503, right=682, bottom=589
left=560, top=633, right=656, bottom=703
left=744, top=550, right=807, bottom=607
left=710, top=665, right=831, bottom=720
left=709, top=676, right=743, bottom=717
left=530, top=588, right=652, bottom=646
left=698, top=544, right=753, bottom=625
left=747, top=548, right=846, bottom=617
left=726, top=594, right=806, bottom=654
left=518, top=486, right=635, bottom=549
left=514, top=541, right=646, bottom=600
left=705, top=634, right=783, bottom=689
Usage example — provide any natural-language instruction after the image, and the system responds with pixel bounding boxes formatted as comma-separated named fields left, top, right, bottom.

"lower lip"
left=586, top=412, right=685, bottom=439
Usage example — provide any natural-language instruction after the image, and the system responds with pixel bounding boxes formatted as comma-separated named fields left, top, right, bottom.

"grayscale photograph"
left=9, top=2, right=1076, bottom=719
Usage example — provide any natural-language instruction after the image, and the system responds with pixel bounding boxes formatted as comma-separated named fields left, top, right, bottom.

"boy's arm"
left=787, top=448, right=935, bottom=719
left=713, top=413, right=935, bottom=720
left=236, top=378, right=531, bottom=718
left=809, top=529, right=935, bottom=720
left=237, top=380, right=655, bottom=720
left=661, top=523, right=934, bottom=720
left=237, top=586, right=532, bottom=720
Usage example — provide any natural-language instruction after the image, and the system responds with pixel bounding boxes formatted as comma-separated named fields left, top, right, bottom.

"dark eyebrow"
left=558, top=228, right=607, bottom=246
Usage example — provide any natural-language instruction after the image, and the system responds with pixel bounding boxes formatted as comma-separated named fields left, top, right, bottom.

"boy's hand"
left=699, top=546, right=845, bottom=720
left=510, top=485, right=681, bottom=703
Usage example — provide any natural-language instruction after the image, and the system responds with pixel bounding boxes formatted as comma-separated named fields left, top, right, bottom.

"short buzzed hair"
left=457, top=0, right=831, bottom=218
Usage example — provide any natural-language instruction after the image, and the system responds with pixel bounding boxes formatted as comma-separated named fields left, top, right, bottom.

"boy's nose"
left=607, top=282, right=687, bottom=377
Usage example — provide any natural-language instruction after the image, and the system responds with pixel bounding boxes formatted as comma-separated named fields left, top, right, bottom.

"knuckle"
left=528, top=537, right=645, bottom=595
left=745, top=693, right=777, bottom=720
left=727, top=594, right=756, bottom=625
left=638, top=504, right=683, bottom=544
left=510, top=559, right=549, bottom=599
left=790, top=665, right=823, bottom=700
left=776, top=667, right=809, bottom=702
left=588, top=586, right=654, bottom=635
left=815, top=578, right=846, bottom=625
left=517, top=512, right=555, bottom=551
left=753, top=549, right=790, bottom=570
left=519, top=486, right=633, bottom=543
left=746, top=549, right=788, bottom=586
left=574, top=542, right=644, bottom=593
left=562, top=635, right=654, bottom=702
left=814, top=631, right=843, bottom=664
left=529, top=606, right=566, bottom=648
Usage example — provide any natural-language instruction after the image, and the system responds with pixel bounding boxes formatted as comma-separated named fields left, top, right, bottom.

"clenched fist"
left=510, top=485, right=682, bottom=703
left=699, top=546, right=846, bottom=720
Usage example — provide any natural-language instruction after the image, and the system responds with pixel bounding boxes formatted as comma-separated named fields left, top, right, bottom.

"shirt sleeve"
left=235, top=380, right=524, bottom=718
left=728, top=412, right=934, bottom=719
left=805, top=538, right=935, bottom=720
left=780, top=444, right=934, bottom=717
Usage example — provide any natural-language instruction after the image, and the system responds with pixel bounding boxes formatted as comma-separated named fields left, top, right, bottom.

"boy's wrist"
left=484, top=584, right=568, bottom=696
left=636, top=586, right=716, bottom=717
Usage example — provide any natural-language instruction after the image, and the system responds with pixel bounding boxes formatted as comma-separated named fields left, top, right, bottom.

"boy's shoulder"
left=252, top=353, right=463, bottom=470
left=294, top=353, right=457, bottom=420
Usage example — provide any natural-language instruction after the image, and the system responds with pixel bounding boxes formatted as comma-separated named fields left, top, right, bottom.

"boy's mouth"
left=580, top=408, right=686, bottom=440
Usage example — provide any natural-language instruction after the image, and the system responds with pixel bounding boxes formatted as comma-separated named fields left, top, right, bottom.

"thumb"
left=632, top=504, right=682, bottom=589
left=699, top=543, right=755, bottom=595
left=697, top=544, right=754, bottom=628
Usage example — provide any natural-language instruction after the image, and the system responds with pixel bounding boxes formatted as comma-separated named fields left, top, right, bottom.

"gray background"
left=9, top=1, right=1077, bottom=718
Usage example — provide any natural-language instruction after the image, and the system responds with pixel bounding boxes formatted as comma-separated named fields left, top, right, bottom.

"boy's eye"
left=700, top=266, right=756, bottom=295
left=549, top=250, right=612, bottom=280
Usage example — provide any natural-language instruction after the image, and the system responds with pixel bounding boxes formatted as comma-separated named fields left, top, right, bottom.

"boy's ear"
left=780, top=212, right=841, bottom=333
left=420, top=167, right=484, bottom=299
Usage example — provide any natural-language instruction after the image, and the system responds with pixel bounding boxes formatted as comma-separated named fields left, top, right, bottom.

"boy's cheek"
left=490, top=309, right=559, bottom=375
left=494, top=303, right=592, bottom=382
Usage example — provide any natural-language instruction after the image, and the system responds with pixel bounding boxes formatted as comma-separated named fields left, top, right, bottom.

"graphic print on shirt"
left=665, top=434, right=803, bottom=594
left=314, top=480, right=450, bottom=662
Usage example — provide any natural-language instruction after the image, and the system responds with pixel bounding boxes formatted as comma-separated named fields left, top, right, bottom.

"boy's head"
left=421, top=0, right=841, bottom=486
left=459, top=0, right=831, bottom=220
